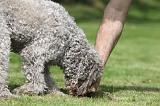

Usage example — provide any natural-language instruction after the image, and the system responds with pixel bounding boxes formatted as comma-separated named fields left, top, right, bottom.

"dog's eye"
left=77, top=79, right=84, bottom=87
left=78, top=77, right=86, bottom=85
left=78, top=78, right=85, bottom=82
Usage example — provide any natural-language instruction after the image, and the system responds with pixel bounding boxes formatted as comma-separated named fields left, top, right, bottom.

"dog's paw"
left=49, top=88, right=66, bottom=96
left=12, top=83, right=47, bottom=95
left=0, top=88, right=16, bottom=99
left=51, top=90, right=66, bottom=96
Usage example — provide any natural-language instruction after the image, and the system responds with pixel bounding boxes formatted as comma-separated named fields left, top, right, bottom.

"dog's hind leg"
left=0, top=18, right=12, bottom=97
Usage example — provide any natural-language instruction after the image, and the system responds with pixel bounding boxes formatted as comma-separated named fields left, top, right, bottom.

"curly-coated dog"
left=0, top=0, right=102, bottom=97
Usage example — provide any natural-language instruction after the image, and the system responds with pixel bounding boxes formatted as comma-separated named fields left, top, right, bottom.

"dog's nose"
left=67, top=82, right=78, bottom=95
left=69, top=86, right=78, bottom=96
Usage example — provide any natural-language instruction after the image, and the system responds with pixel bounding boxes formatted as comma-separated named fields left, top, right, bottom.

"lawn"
left=1, top=1, right=160, bottom=106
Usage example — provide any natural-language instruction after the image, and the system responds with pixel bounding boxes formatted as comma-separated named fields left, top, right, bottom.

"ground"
left=0, top=0, right=160, bottom=105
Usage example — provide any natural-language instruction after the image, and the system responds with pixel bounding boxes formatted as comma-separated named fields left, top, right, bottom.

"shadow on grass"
left=8, top=84, right=160, bottom=98
left=101, top=85, right=160, bottom=93
left=88, top=85, right=160, bottom=98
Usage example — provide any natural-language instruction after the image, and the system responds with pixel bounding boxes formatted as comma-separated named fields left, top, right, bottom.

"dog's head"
left=63, top=46, right=103, bottom=96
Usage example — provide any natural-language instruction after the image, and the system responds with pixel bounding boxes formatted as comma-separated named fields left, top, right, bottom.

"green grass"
left=1, top=1, right=160, bottom=105
left=1, top=21, right=159, bottom=106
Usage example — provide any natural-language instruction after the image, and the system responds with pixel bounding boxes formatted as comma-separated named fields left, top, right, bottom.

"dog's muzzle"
left=67, top=78, right=101, bottom=96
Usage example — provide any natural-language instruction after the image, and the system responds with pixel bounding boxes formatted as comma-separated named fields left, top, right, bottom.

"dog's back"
left=1, top=0, right=84, bottom=43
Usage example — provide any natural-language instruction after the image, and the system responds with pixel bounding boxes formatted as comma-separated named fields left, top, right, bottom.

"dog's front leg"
left=12, top=39, right=50, bottom=95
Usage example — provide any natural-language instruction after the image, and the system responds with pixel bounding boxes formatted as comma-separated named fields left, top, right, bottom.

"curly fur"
left=0, top=0, right=102, bottom=97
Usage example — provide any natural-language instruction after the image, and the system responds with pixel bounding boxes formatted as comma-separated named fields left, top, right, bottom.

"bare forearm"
left=95, top=0, right=132, bottom=65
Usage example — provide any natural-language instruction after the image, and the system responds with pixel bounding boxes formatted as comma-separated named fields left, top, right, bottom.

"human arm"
left=95, top=0, right=132, bottom=66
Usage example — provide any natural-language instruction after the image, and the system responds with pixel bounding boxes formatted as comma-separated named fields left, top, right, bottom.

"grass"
left=1, top=1, right=160, bottom=106
left=2, top=22, right=160, bottom=106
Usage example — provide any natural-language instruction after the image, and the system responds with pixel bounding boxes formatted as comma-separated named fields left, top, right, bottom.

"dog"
left=0, top=0, right=102, bottom=97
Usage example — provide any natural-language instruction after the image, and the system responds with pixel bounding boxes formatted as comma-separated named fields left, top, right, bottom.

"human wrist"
left=95, top=46, right=109, bottom=66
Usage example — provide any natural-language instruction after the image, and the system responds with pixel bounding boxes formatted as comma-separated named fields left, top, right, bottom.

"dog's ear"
left=86, top=59, right=103, bottom=92
left=88, top=77, right=101, bottom=92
